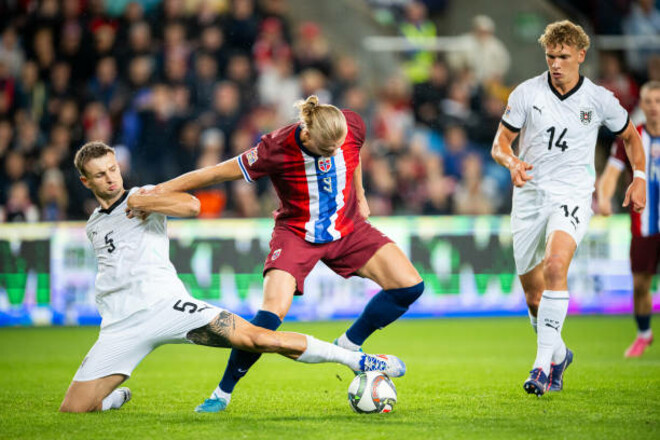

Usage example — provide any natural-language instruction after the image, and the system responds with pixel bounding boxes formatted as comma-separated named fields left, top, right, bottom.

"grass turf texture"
left=0, top=316, right=658, bottom=440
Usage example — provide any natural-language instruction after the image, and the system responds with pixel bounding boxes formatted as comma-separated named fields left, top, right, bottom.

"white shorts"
left=72, top=295, right=224, bottom=382
left=511, top=194, right=593, bottom=275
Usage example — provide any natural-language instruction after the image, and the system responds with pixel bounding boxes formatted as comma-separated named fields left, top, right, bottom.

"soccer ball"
left=347, top=371, right=397, bottom=413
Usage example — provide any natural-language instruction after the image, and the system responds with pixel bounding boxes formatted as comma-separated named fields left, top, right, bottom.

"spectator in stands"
left=441, top=124, right=474, bottom=180
left=192, top=52, right=219, bottom=113
left=399, top=0, right=436, bottom=84
left=293, top=22, right=332, bottom=77
left=598, top=51, right=640, bottom=113
left=224, top=0, right=260, bottom=52
left=412, top=58, right=450, bottom=130
left=453, top=153, right=494, bottom=215
left=448, top=15, right=511, bottom=85
left=0, top=26, right=24, bottom=78
left=2, top=180, right=39, bottom=222
left=39, top=168, right=69, bottom=221
left=257, top=52, right=300, bottom=124
left=622, top=0, right=660, bottom=80
left=16, top=61, right=46, bottom=123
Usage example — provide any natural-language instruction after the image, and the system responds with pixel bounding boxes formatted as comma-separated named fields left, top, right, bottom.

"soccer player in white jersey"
left=491, top=20, right=647, bottom=396
left=59, top=141, right=406, bottom=413
left=598, top=81, right=660, bottom=358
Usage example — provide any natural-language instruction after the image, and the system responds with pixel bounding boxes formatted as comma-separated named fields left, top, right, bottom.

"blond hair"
left=641, top=80, right=660, bottom=97
left=294, top=95, right=347, bottom=156
left=74, top=141, right=115, bottom=176
left=538, top=20, right=590, bottom=51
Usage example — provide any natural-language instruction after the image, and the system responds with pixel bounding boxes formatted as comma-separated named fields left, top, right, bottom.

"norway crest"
left=579, top=108, right=593, bottom=125
left=318, top=157, right=333, bottom=173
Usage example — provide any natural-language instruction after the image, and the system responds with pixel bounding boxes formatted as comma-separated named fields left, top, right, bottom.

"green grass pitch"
left=0, top=316, right=658, bottom=439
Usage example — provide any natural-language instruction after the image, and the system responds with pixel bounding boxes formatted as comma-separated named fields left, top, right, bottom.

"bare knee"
left=543, top=255, right=567, bottom=287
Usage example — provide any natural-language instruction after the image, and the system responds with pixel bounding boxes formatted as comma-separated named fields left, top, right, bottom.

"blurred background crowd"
left=0, top=0, right=658, bottom=222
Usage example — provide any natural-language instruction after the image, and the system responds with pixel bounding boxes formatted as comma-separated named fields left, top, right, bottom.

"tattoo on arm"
left=186, top=311, right=236, bottom=348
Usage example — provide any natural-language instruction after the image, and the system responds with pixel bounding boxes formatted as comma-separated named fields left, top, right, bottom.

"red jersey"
left=608, top=124, right=660, bottom=237
left=237, top=110, right=366, bottom=243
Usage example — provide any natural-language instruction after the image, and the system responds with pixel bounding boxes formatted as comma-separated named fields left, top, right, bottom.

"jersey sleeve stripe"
left=501, top=119, right=521, bottom=133
left=607, top=156, right=626, bottom=171
left=236, top=156, right=254, bottom=183
left=612, top=116, right=629, bottom=136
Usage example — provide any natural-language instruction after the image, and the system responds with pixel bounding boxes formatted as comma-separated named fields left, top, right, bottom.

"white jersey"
left=502, top=71, right=629, bottom=200
left=86, top=186, right=186, bottom=327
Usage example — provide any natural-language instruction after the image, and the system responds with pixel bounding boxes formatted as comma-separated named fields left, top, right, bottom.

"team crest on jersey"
left=272, top=249, right=282, bottom=261
left=504, top=105, right=511, bottom=118
left=579, top=108, right=593, bottom=125
left=318, top=157, right=332, bottom=173
left=246, top=147, right=259, bottom=165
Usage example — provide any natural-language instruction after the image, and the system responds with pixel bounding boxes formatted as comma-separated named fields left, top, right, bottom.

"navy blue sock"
left=346, top=281, right=424, bottom=346
left=635, top=314, right=651, bottom=333
left=219, top=310, right=282, bottom=394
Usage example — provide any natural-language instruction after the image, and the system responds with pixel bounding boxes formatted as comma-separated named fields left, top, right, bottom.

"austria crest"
left=579, top=108, right=593, bottom=125
left=318, top=157, right=332, bottom=173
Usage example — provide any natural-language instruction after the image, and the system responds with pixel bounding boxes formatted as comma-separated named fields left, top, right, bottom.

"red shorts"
left=631, top=234, right=660, bottom=274
left=264, top=221, right=393, bottom=295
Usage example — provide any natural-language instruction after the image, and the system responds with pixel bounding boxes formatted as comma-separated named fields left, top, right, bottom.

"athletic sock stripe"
left=542, top=295, right=569, bottom=301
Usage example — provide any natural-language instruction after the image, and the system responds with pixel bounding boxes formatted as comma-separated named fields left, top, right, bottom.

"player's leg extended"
left=59, top=374, right=129, bottom=413
left=625, top=272, right=654, bottom=357
left=526, top=231, right=575, bottom=395
left=187, top=311, right=405, bottom=376
left=338, top=243, right=424, bottom=350
left=193, top=270, right=294, bottom=412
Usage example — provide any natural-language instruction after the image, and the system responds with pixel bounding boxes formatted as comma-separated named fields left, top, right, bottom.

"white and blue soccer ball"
left=348, top=371, right=397, bottom=413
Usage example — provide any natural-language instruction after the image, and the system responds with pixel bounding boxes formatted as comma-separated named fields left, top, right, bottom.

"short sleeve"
left=237, top=139, right=273, bottom=183
left=600, top=89, right=629, bottom=135
left=501, top=85, right=526, bottom=132
left=343, top=110, right=366, bottom=147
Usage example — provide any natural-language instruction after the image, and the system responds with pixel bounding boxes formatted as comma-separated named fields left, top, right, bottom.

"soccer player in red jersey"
left=153, top=96, right=424, bottom=412
left=598, top=81, right=660, bottom=357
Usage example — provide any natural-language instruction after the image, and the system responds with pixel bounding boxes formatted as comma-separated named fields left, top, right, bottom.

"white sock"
left=533, top=290, right=569, bottom=373
left=551, top=338, right=567, bottom=364
left=297, top=335, right=362, bottom=370
left=101, top=389, right=127, bottom=411
left=528, top=309, right=538, bottom=334
left=638, top=329, right=653, bottom=339
left=336, top=333, right=362, bottom=352
left=211, top=386, right=231, bottom=403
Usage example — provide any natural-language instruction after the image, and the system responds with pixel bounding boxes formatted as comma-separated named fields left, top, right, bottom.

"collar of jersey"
left=547, top=71, right=584, bottom=101
left=295, top=125, right=321, bottom=158
left=99, top=190, right=128, bottom=215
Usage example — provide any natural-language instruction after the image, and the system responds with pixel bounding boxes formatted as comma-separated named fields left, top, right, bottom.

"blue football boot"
left=523, top=368, right=549, bottom=396
left=548, top=348, right=573, bottom=392
left=194, top=397, right=229, bottom=413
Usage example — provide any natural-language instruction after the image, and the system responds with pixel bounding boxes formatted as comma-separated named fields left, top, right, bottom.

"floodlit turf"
left=0, top=316, right=658, bottom=439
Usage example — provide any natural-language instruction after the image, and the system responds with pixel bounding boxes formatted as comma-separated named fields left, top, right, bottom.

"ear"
left=80, top=175, right=91, bottom=189
left=577, top=49, right=586, bottom=64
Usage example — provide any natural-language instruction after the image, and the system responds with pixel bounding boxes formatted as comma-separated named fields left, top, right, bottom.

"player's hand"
left=508, top=158, right=533, bottom=188
left=623, top=177, right=646, bottom=213
left=598, top=198, right=613, bottom=216
left=357, top=194, right=370, bottom=219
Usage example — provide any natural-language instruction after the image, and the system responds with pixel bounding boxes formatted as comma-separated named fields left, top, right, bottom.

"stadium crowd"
left=0, top=0, right=658, bottom=222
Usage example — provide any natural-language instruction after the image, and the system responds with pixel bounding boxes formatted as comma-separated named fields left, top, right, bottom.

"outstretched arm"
left=491, top=123, right=533, bottom=188
left=618, top=121, right=646, bottom=213
left=155, top=157, right=244, bottom=193
left=127, top=191, right=200, bottom=218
